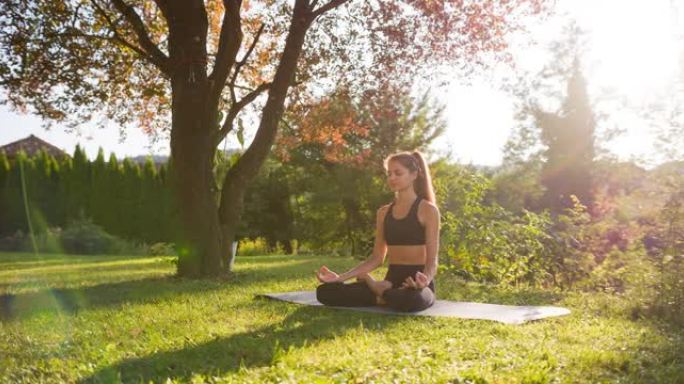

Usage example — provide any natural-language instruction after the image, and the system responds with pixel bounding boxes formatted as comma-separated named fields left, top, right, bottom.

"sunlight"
left=581, top=0, right=682, bottom=102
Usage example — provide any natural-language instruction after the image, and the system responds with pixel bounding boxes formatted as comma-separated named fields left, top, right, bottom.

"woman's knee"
left=384, top=288, right=434, bottom=312
left=316, top=282, right=342, bottom=305
left=316, top=282, right=376, bottom=306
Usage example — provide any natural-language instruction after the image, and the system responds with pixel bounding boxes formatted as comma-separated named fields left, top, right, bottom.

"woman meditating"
left=315, top=150, right=440, bottom=312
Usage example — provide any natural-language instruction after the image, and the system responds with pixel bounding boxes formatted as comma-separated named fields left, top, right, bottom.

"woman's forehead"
left=386, top=160, right=409, bottom=171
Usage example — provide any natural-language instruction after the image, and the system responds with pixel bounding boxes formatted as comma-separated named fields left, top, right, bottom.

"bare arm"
left=334, top=206, right=388, bottom=282
left=422, top=203, right=441, bottom=283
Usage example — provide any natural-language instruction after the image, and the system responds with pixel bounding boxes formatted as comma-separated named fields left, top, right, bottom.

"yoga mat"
left=257, top=290, right=571, bottom=324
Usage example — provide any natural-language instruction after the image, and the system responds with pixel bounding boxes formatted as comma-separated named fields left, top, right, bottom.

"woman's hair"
left=384, top=150, right=436, bottom=204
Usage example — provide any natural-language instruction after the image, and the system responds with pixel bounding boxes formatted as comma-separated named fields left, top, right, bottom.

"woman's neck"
left=395, top=189, right=417, bottom=205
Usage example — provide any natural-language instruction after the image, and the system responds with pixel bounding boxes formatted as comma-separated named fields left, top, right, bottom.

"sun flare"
left=582, top=0, right=683, bottom=102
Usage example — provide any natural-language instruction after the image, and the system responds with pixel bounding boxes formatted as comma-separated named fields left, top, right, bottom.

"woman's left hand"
left=402, top=271, right=429, bottom=289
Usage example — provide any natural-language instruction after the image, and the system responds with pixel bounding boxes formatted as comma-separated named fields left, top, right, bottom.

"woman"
left=315, top=150, right=440, bottom=312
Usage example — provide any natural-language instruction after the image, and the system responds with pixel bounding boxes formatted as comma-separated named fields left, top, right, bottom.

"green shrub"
left=147, top=242, right=177, bottom=256
left=60, top=217, right=118, bottom=255
left=0, top=230, right=27, bottom=252
left=0, top=227, right=62, bottom=253
left=438, top=167, right=556, bottom=287
left=237, top=237, right=271, bottom=256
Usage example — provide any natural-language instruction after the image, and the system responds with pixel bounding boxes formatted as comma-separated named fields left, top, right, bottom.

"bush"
left=60, top=217, right=118, bottom=255
left=237, top=237, right=277, bottom=256
left=0, top=230, right=28, bottom=252
left=0, top=228, right=63, bottom=253
left=147, top=242, right=177, bottom=256
left=438, top=167, right=555, bottom=287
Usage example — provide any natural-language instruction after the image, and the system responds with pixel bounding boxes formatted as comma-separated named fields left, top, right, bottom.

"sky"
left=1, top=0, right=683, bottom=166
left=430, top=0, right=684, bottom=166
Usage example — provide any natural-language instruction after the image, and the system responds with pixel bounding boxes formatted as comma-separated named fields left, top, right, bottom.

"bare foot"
left=361, top=275, right=392, bottom=298
left=356, top=273, right=370, bottom=283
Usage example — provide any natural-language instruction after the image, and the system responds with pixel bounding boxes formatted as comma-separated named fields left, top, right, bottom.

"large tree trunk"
left=168, top=1, right=224, bottom=277
left=219, top=3, right=312, bottom=270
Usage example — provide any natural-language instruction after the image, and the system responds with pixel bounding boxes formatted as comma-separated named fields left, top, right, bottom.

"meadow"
left=1, top=252, right=682, bottom=383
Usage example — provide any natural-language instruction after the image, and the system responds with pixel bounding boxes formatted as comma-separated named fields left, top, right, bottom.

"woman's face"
left=386, top=160, right=417, bottom=192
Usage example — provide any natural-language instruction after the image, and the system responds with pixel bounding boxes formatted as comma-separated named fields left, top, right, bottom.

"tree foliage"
left=0, top=0, right=549, bottom=276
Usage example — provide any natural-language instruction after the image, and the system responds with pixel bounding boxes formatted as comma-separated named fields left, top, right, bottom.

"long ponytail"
left=384, top=150, right=436, bottom=204
left=411, top=151, right=436, bottom=204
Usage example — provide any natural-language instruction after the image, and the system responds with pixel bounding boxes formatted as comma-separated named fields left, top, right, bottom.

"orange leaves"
left=275, top=91, right=372, bottom=167
left=206, top=0, right=225, bottom=54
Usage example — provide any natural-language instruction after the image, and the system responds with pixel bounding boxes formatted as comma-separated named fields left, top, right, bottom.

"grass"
left=0, top=252, right=682, bottom=383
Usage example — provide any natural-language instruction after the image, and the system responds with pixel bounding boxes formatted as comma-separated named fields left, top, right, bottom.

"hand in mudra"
left=316, top=266, right=340, bottom=283
left=401, top=271, right=429, bottom=289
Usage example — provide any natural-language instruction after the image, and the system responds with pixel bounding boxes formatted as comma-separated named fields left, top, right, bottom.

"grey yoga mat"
left=257, top=290, right=571, bottom=324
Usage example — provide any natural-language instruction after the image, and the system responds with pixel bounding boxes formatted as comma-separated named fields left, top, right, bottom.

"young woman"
left=315, top=150, right=440, bottom=312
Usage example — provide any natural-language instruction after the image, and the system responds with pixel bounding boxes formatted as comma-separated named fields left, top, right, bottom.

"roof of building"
left=0, top=134, right=70, bottom=159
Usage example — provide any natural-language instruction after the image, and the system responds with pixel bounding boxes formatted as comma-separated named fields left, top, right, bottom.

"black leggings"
left=316, top=264, right=436, bottom=312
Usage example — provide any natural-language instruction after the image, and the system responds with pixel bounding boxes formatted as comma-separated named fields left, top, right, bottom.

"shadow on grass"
left=0, top=258, right=328, bottom=322
left=81, top=304, right=402, bottom=383
left=0, top=276, right=195, bottom=321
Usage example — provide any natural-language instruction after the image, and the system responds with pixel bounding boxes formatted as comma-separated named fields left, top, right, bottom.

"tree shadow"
left=0, top=276, right=200, bottom=321
left=82, top=303, right=403, bottom=383
left=0, top=258, right=340, bottom=322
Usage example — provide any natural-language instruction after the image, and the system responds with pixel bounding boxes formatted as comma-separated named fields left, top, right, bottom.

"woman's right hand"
left=316, top=266, right=340, bottom=283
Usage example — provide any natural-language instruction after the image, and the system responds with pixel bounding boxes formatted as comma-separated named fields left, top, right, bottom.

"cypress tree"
left=55, top=153, right=73, bottom=227
left=27, top=149, right=52, bottom=235
left=8, top=151, right=29, bottom=234
left=537, top=59, right=595, bottom=213
left=71, top=144, right=91, bottom=221
left=104, top=153, right=122, bottom=236
left=90, top=148, right=108, bottom=230
left=120, top=158, right=142, bottom=240
left=0, top=151, right=10, bottom=236
left=141, top=156, right=159, bottom=242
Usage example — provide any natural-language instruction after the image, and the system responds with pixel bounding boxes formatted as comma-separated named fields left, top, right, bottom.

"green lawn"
left=1, top=252, right=682, bottom=383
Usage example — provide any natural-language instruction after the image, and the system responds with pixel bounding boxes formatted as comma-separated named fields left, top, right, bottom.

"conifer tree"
left=535, top=59, right=595, bottom=212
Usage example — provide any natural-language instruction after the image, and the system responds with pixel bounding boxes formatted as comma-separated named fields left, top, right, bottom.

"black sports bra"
left=383, top=197, right=426, bottom=246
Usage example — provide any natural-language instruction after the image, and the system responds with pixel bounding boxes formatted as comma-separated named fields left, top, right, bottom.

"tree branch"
left=311, top=0, right=351, bottom=19
left=48, top=29, right=149, bottom=59
left=110, top=0, right=171, bottom=75
left=209, top=0, right=243, bottom=103
left=152, top=0, right=170, bottom=21
left=229, top=22, right=265, bottom=104
left=215, top=82, right=271, bottom=146
left=89, top=0, right=167, bottom=73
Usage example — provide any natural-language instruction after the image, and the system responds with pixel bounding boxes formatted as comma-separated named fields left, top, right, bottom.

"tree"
left=275, top=84, right=447, bottom=256
left=0, top=0, right=548, bottom=277
left=535, top=59, right=596, bottom=213
left=0, top=151, right=9, bottom=235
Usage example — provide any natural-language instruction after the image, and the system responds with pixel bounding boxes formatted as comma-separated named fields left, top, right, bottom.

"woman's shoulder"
left=376, top=203, right=392, bottom=218
left=417, top=198, right=440, bottom=215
